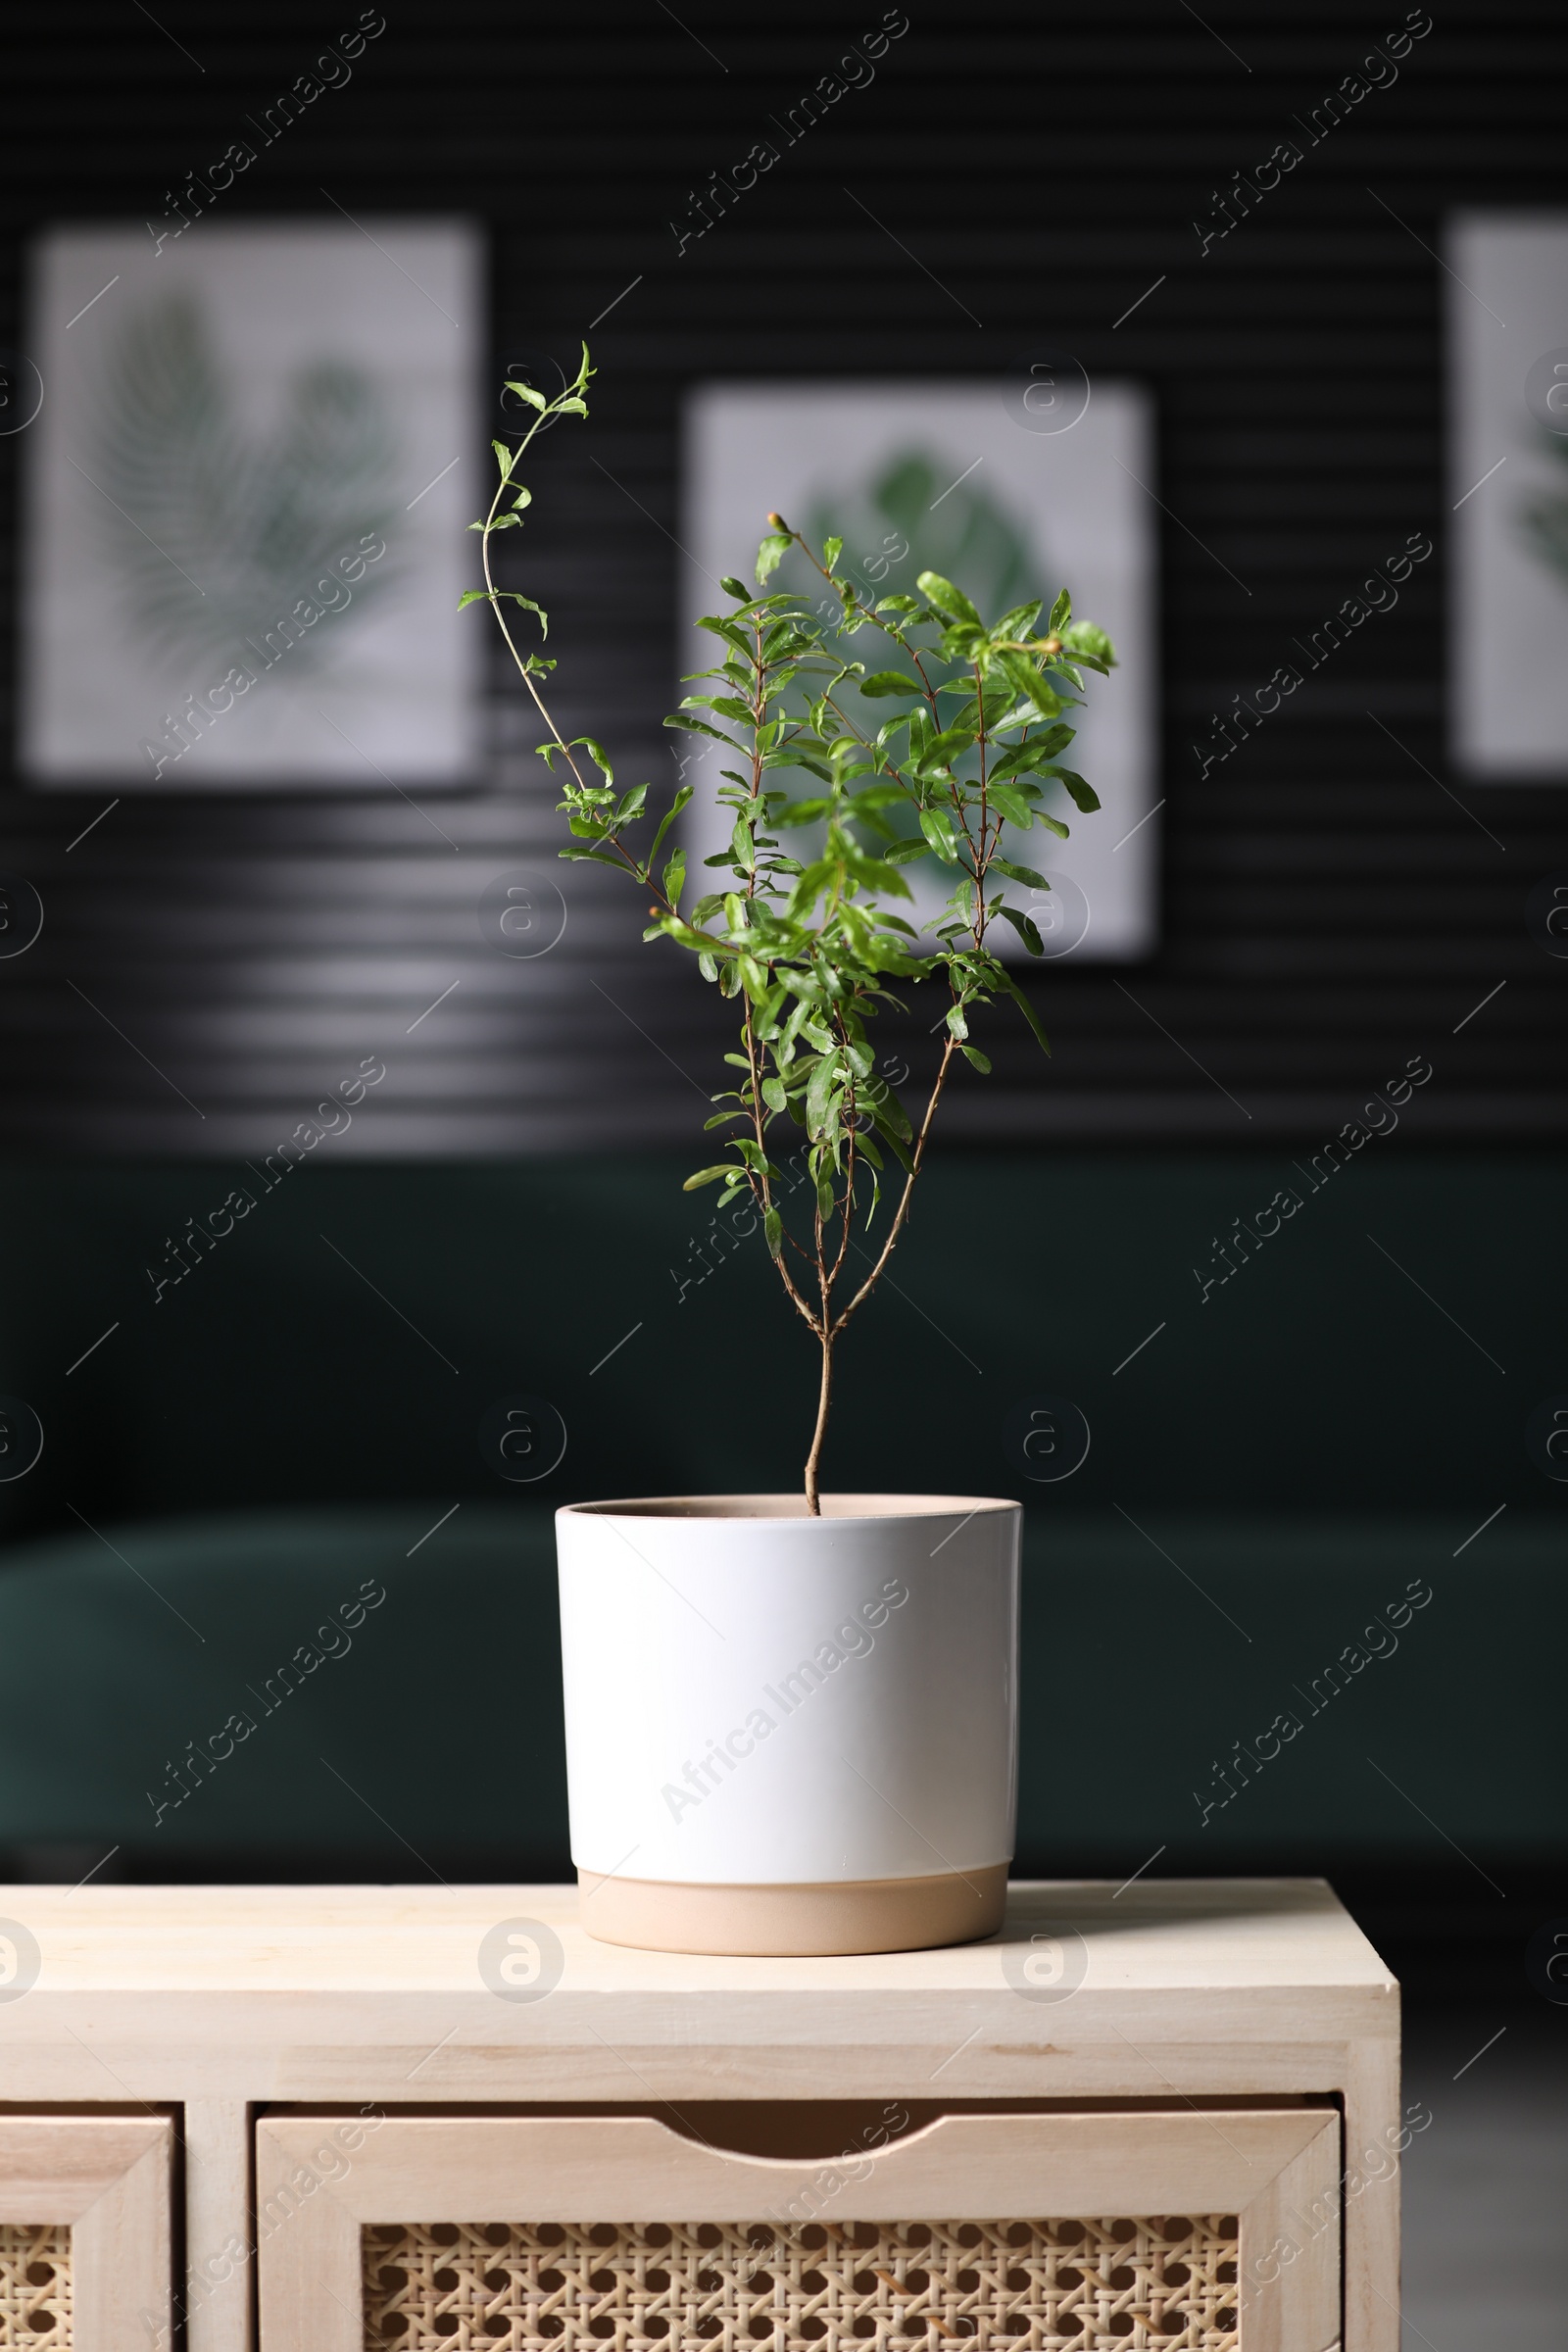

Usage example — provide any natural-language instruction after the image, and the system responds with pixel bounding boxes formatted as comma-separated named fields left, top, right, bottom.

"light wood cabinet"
left=257, top=2108, right=1343, bottom=2352
left=0, top=2114, right=172, bottom=2347
left=0, top=1880, right=1398, bottom=2351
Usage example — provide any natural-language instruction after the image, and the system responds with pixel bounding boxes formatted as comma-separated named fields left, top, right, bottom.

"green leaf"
left=916, top=570, right=982, bottom=627
left=987, top=782, right=1037, bottom=829
left=884, top=838, right=930, bottom=866
left=807, top=1059, right=838, bottom=1138
left=1045, top=767, right=1102, bottom=813
left=557, top=845, right=626, bottom=869
left=919, top=808, right=960, bottom=862
left=960, top=1045, right=994, bottom=1072
left=823, top=535, right=844, bottom=571
left=1048, top=589, right=1071, bottom=635
left=720, top=575, right=753, bottom=602
left=988, top=727, right=1073, bottom=778
left=996, top=903, right=1045, bottom=956
left=764, top=1206, right=783, bottom=1256
left=695, top=614, right=756, bottom=660
left=457, top=589, right=492, bottom=610
left=996, top=652, right=1064, bottom=720
left=504, top=382, right=548, bottom=411
left=917, top=726, right=976, bottom=773
left=569, top=736, right=612, bottom=781
left=866, top=1078, right=913, bottom=1141
left=662, top=849, right=685, bottom=908
left=993, top=855, right=1051, bottom=889
left=875, top=1121, right=915, bottom=1175
left=858, top=670, right=924, bottom=698
left=649, top=783, right=694, bottom=865
left=492, top=438, right=516, bottom=477
left=664, top=712, right=742, bottom=748
left=506, top=593, right=548, bottom=637
left=682, top=1165, right=734, bottom=1191
left=1001, top=970, right=1052, bottom=1056
left=756, top=531, right=793, bottom=583
left=1061, top=619, right=1115, bottom=665
left=993, top=600, right=1045, bottom=642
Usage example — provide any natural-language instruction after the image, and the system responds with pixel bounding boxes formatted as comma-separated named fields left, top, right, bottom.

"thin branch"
left=478, top=385, right=592, bottom=794
left=740, top=605, right=822, bottom=1338
left=832, top=1033, right=958, bottom=1332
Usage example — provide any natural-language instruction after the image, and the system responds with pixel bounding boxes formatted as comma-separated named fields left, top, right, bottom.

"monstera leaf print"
left=777, top=452, right=1054, bottom=878
left=92, top=293, right=401, bottom=673
left=1521, top=429, right=1568, bottom=588
left=801, top=449, right=1035, bottom=623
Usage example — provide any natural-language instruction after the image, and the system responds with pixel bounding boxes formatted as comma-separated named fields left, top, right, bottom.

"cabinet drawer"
left=0, top=2116, right=172, bottom=2349
left=257, top=2110, right=1339, bottom=2352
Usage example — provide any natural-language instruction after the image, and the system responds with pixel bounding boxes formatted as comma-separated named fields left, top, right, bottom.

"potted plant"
left=466, top=350, right=1116, bottom=1956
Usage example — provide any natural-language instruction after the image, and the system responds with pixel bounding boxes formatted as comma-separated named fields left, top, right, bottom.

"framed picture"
left=1448, top=212, right=1568, bottom=778
left=680, top=378, right=1159, bottom=959
left=21, top=218, right=482, bottom=791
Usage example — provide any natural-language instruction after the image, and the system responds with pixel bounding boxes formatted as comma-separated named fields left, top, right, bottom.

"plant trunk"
left=804, top=1328, right=833, bottom=1515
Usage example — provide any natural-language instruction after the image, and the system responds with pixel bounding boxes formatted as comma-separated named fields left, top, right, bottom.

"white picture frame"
left=21, top=218, right=482, bottom=791
left=679, top=378, right=1159, bottom=959
left=1447, top=212, right=1568, bottom=779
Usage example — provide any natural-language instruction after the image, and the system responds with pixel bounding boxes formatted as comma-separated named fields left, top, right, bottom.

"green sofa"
left=0, top=1152, right=1561, bottom=1879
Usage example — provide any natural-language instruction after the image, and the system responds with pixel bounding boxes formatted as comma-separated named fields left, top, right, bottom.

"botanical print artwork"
left=681, top=381, right=1159, bottom=959
left=1447, top=212, right=1568, bottom=778
left=92, top=292, right=402, bottom=677
left=21, top=219, right=480, bottom=789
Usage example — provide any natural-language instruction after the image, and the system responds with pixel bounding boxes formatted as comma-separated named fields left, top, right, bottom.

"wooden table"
left=0, top=1879, right=1400, bottom=2352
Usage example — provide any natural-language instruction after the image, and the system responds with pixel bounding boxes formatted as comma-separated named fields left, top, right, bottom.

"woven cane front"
left=0, top=2225, right=71, bottom=2347
left=363, top=2217, right=1240, bottom=2350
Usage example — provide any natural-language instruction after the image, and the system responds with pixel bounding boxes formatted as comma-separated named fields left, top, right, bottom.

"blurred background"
left=0, top=6, right=1564, bottom=2338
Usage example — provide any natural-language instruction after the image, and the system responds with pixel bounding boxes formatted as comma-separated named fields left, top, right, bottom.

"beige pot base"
left=576, top=1865, right=1008, bottom=1956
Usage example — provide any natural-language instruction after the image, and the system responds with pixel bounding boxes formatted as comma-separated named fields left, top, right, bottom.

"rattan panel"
left=363, top=2217, right=1240, bottom=2350
left=0, top=2225, right=71, bottom=2347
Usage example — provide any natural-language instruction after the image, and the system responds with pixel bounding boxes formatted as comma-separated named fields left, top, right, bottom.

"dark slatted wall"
left=1, top=1, right=1565, bottom=1154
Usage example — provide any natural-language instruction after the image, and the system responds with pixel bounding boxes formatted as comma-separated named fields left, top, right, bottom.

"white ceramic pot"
left=555, top=1494, right=1021, bottom=1956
